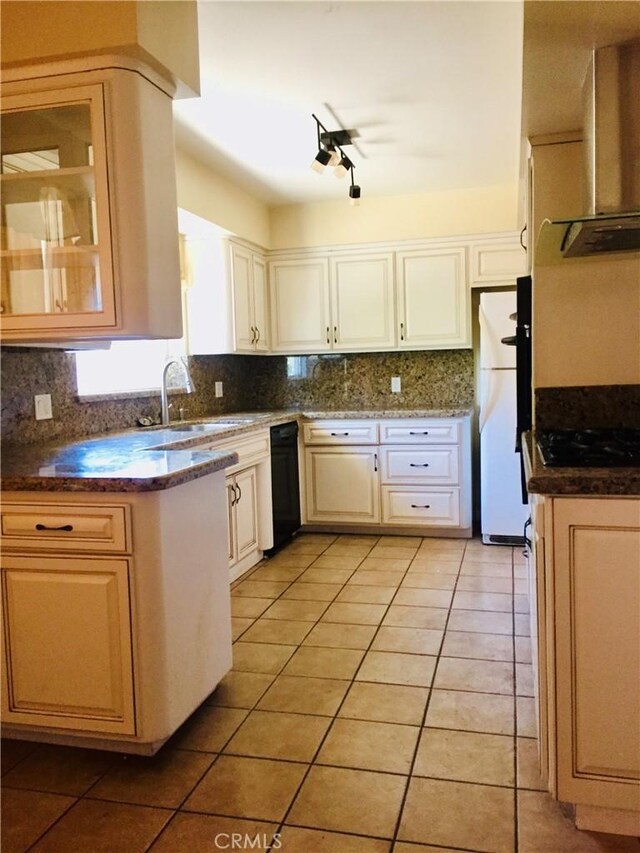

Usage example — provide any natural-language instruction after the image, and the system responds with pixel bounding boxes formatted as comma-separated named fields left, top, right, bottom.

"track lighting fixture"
left=311, top=113, right=362, bottom=203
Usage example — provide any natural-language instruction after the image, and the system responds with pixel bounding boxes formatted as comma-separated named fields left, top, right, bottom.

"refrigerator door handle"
left=479, top=369, right=497, bottom=433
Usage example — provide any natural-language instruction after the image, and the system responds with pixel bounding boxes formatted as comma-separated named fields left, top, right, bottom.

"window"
left=75, top=337, right=187, bottom=397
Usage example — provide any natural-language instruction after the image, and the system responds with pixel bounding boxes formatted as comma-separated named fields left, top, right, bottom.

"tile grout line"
left=265, top=538, right=433, bottom=851
left=388, top=540, right=467, bottom=848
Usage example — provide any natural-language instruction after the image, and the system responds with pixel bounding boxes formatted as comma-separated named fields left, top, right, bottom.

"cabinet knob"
left=35, top=523, right=73, bottom=532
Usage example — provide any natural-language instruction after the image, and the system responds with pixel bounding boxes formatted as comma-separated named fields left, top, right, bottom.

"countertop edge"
left=524, top=432, right=640, bottom=497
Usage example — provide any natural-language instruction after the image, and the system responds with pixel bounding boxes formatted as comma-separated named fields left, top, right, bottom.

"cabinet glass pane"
left=1, top=102, right=103, bottom=316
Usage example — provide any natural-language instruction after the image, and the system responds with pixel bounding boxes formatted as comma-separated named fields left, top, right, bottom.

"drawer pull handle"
left=411, top=504, right=431, bottom=509
left=400, top=321, right=405, bottom=341
left=334, top=326, right=338, bottom=344
left=35, top=523, right=74, bottom=532
left=326, top=326, right=330, bottom=344
left=374, top=453, right=378, bottom=472
left=409, top=431, right=429, bottom=435
left=409, top=463, right=430, bottom=467
left=330, top=432, right=350, bottom=436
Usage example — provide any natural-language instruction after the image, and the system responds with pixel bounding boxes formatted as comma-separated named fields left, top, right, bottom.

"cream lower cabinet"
left=226, top=466, right=259, bottom=569
left=203, top=429, right=273, bottom=581
left=303, top=417, right=471, bottom=535
left=531, top=495, right=640, bottom=834
left=305, top=446, right=380, bottom=524
left=0, top=474, right=233, bottom=754
left=1, top=554, right=134, bottom=734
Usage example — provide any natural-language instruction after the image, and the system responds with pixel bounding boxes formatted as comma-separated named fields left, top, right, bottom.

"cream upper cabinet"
left=330, top=253, right=396, bottom=350
left=1, top=67, right=182, bottom=342
left=269, top=257, right=332, bottom=353
left=395, top=247, right=470, bottom=349
left=229, top=242, right=269, bottom=353
left=469, top=236, right=528, bottom=287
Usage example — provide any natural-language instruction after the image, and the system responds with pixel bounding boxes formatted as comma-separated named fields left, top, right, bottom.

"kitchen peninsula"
left=1, top=425, right=241, bottom=755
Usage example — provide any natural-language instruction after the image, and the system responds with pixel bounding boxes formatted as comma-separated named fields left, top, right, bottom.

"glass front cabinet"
left=1, top=68, right=183, bottom=342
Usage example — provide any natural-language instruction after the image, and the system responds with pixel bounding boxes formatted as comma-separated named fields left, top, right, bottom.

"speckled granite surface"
left=523, top=432, right=640, bottom=496
left=535, top=385, right=640, bottom=430
left=2, top=409, right=470, bottom=492
left=1, top=348, right=474, bottom=446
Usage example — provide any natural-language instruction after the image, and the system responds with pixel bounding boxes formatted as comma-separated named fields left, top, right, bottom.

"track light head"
left=310, top=148, right=332, bottom=173
left=334, top=153, right=353, bottom=179
left=349, top=184, right=361, bottom=206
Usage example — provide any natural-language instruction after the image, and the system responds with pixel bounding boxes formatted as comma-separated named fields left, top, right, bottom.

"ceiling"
left=172, top=1, right=524, bottom=206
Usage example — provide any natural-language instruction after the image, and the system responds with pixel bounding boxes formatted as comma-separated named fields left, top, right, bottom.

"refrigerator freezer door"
left=480, top=368, right=529, bottom=541
left=479, top=291, right=517, bottom=369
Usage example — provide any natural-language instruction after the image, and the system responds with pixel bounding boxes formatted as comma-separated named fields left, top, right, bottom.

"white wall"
left=270, top=183, right=519, bottom=250
left=175, top=149, right=271, bottom=249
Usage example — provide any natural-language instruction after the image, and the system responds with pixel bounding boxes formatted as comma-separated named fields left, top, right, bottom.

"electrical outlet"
left=34, top=394, right=53, bottom=420
left=215, top=381, right=223, bottom=398
left=391, top=376, right=401, bottom=393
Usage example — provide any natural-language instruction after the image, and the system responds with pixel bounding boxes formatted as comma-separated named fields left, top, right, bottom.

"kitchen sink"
left=169, top=422, right=243, bottom=432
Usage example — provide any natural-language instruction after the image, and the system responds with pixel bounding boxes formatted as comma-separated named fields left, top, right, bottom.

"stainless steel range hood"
left=537, top=39, right=640, bottom=263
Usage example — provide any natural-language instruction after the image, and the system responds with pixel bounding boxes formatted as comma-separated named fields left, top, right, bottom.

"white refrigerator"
left=479, top=291, right=529, bottom=544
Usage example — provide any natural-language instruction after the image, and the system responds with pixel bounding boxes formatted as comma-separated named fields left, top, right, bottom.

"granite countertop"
left=523, top=432, right=640, bottom=497
left=1, top=408, right=471, bottom=493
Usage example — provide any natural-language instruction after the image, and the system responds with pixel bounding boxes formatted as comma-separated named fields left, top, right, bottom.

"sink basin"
left=169, top=422, right=241, bottom=432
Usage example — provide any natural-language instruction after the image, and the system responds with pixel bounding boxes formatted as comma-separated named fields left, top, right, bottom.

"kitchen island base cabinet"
left=0, top=473, right=232, bottom=754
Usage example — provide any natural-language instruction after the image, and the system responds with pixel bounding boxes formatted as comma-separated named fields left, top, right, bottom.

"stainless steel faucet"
left=161, top=358, right=195, bottom=426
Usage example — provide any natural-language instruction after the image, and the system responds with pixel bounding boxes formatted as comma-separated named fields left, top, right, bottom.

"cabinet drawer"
left=379, top=420, right=460, bottom=445
left=303, top=420, right=378, bottom=445
left=381, top=487, right=461, bottom=527
left=380, top=446, right=460, bottom=485
left=203, top=430, right=270, bottom=473
left=1, top=504, right=130, bottom=553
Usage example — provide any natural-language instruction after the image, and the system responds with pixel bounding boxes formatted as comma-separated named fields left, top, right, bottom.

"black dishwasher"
left=265, top=421, right=301, bottom=555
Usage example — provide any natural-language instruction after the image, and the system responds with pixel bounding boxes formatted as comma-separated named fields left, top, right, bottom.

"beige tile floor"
left=2, top=534, right=639, bottom=853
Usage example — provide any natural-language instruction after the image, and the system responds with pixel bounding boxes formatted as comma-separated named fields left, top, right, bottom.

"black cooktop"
left=537, top=428, right=640, bottom=468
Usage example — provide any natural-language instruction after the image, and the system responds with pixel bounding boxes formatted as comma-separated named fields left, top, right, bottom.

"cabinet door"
left=396, top=248, right=470, bottom=348
left=234, top=467, right=259, bottom=562
left=269, top=258, right=331, bottom=353
left=230, top=243, right=255, bottom=352
left=305, top=447, right=380, bottom=523
left=226, top=477, right=237, bottom=564
left=1, top=555, right=135, bottom=734
left=330, top=254, right=395, bottom=350
left=553, top=498, right=640, bottom=809
left=252, top=255, right=269, bottom=352
left=1, top=86, right=116, bottom=333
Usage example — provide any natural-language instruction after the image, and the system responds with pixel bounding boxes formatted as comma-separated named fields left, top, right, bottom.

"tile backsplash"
left=1, top=347, right=474, bottom=446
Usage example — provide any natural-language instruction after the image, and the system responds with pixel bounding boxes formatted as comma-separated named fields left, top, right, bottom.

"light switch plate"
left=215, top=381, right=223, bottom=398
left=391, top=376, right=401, bottom=393
left=34, top=394, right=52, bottom=420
